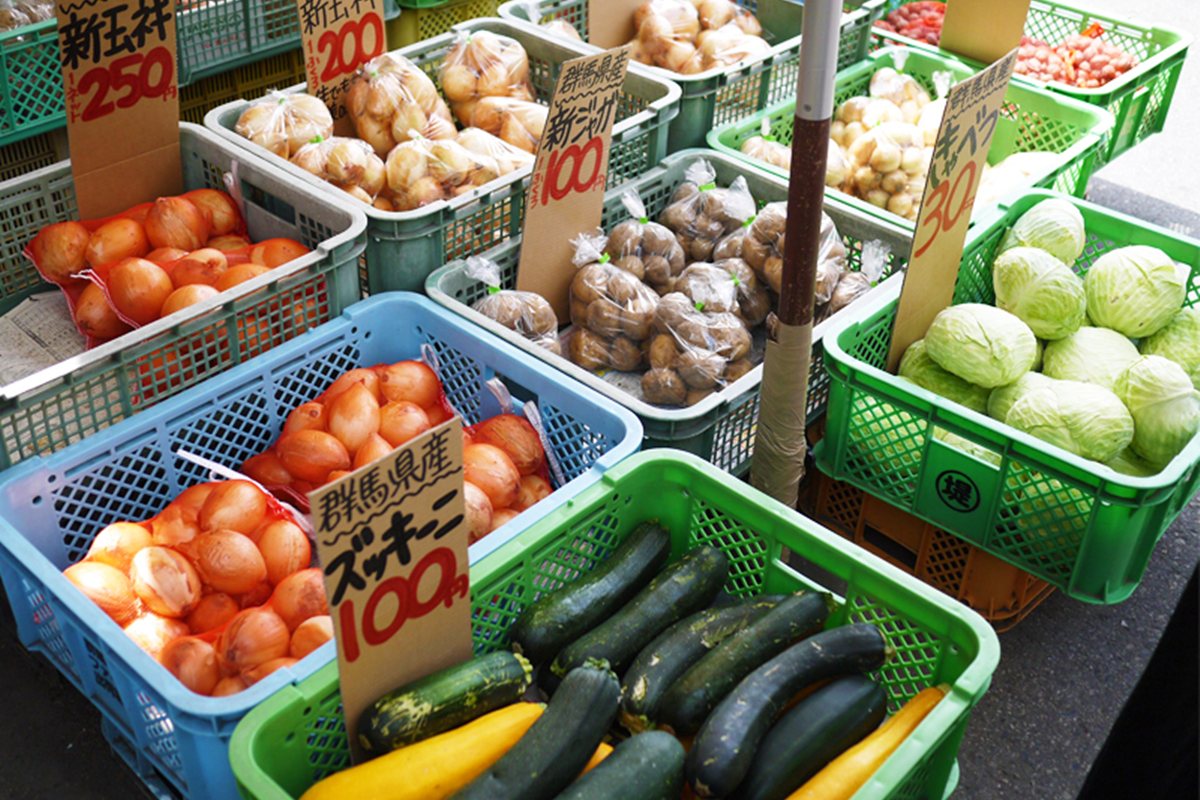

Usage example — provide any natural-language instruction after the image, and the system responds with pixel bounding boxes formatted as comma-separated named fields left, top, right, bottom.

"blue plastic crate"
left=0, top=292, right=641, bottom=800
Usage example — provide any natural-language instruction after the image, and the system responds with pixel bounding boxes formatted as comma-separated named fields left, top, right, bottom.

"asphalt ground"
left=0, top=2, right=1198, bottom=797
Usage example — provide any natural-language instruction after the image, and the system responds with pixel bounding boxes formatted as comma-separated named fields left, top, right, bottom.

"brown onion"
left=425, top=403, right=452, bottom=427
left=86, top=521, right=151, bottom=573
left=236, top=581, right=274, bottom=609
left=199, top=480, right=268, bottom=535
left=161, top=636, right=220, bottom=695
left=271, top=568, right=328, bottom=630
left=379, top=361, right=440, bottom=406
left=32, top=221, right=90, bottom=283
left=107, top=257, right=174, bottom=325
left=150, top=503, right=201, bottom=547
left=161, top=284, right=219, bottom=317
left=277, top=430, right=350, bottom=483
left=85, top=218, right=150, bottom=268
left=74, top=282, right=132, bottom=341
left=256, top=520, right=311, bottom=585
left=464, top=443, right=520, bottom=509
left=191, top=529, right=268, bottom=595
left=124, top=613, right=190, bottom=662
left=379, top=401, right=431, bottom=447
left=145, top=197, right=212, bottom=251
left=214, top=263, right=269, bottom=291
left=242, top=656, right=298, bottom=686
left=471, top=414, right=546, bottom=476
left=463, top=480, right=493, bottom=544
left=327, top=382, right=381, bottom=453
left=283, top=401, right=327, bottom=435
left=183, top=189, right=239, bottom=236
left=289, top=615, right=333, bottom=659
left=513, top=474, right=552, bottom=511
left=64, top=561, right=140, bottom=625
left=186, top=592, right=239, bottom=634
left=129, top=546, right=203, bottom=618
left=324, top=368, right=381, bottom=403
left=211, top=675, right=247, bottom=696
left=145, top=247, right=189, bottom=266
left=241, top=453, right=293, bottom=487
left=169, top=248, right=228, bottom=287
left=491, top=508, right=519, bottom=529
left=206, top=234, right=252, bottom=252
left=249, top=238, right=309, bottom=268
left=216, top=607, right=290, bottom=675
left=352, top=433, right=394, bottom=470
left=175, top=484, right=215, bottom=513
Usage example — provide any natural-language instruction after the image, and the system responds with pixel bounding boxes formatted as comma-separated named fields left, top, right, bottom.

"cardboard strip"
left=750, top=322, right=813, bottom=503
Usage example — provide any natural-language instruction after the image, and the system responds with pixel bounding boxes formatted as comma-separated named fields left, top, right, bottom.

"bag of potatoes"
left=290, top=136, right=386, bottom=204
left=466, top=256, right=561, bottom=354
left=605, top=189, right=686, bottom=293
left=568, top=230, right=660, bottom=373
left=642, top=291, right=754, bottom=407
left=456, top=127, right=535, bottom=177
left=464, top=96, right=548, bottom=154
left=823, top=239, right=890, bottom=321
left=440, top=31, right=536, bottom=127
left=235, top=91, right=333, bottom=159
left=345, top=54, right=456, bottom=157
left=659, top=161, right=757, bottom=262
left=741, top=202, right=848, bottom=297
left=385, top=132, right=502, bottom=211
left=675, top=259, right=769, bottom=330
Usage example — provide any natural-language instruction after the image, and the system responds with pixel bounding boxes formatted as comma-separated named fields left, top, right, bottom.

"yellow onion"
left=183, top=189, right=239, bottom=237
left=161, top=636, right=220, bottom=695
left=150, top=503, right=201, bottom=548
left=145, top=246, right=189, bottom=266
left=85, top=521, right=151, bottom=573
left=237, top=580, right=274, bottom=609
left=216, top=607, right=290, bottom=675
left=169, top=248, right=228, bottom=287
left=240, top=453, right=293, bottom=487
left=491, top=508, right=519, bottom=529
left=175, top=483, right=215, bottom=513
left=242, top=656, right=298, bottom=686
left=471, top=414, right=546, bottom=476
left=513, top=474, right=552, bottom=511
left=379, top=401, right=431, bottom=447
left=129, top=546, right=203, bottom=618
left=277, top=430, right=350, bottom=484
left=85, top=217, right=149, bottom=268
left=64, top=561, right=140, bottom=625
left=198, top=480, right=268, bottom=535
left=327, top=382, right=381, bottom=453
left=324, top=368, right=382, bottom=403
left=191, top=529, right=268, bottom=595
left=74, top=282, right=131, bottom=341
left=212, top=675, right=248, bottom=696
left=463, top=480, right=493, bottom=544
left=256, top=520, right=311, bottom=585
left=145, top=197, right=212, bottom=251
left=107, top=257, right=175, bottom=325
left=206, top=234, right=251, bottom=253
left=124, top=613, right=190, bottom=662
left=464, top=443, right=520, bottom=509
left=282, top=401, right=327, bottom=435
left=186, top=592, right=239, bottom=634
left=31, top=221, right=90, bottom=283
left=214, top=263, right=269, bottom=291
left=249, top=238, right=309, bottom=269
left=161, top=284, right=219, bottom=317
left=289, top=615, right=333, bottom=659
left=379, top=360, right=440, bottom=406
left=352, top=433, right=394, bottom=470
left=271, top=568, right=328, bottom=631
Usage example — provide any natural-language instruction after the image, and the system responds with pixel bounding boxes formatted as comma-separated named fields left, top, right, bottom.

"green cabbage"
left=992, top=246, right=1087, bottom=340
left=924, top=304, right=1038, bottom=389
left=1106, top=447, right=1159, bottom=478
left=1114, top=355, right=1200, bottom=468
left=999, top=197, right=1086, bottom=264
left=1140, top=308, right=1200, bottom=389
left=987, top=371, right=1053, bottom=423
left=1083, top=246, right=1186, bottom=338
left=1042, top=326, right=1140, bottom=390
left=898, top=339, right=990, bottom=413
left=1005, top=378, right=1134, bottom=463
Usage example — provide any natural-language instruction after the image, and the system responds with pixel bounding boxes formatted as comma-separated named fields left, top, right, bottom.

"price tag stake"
left=296, top=0, right=388, bottom=134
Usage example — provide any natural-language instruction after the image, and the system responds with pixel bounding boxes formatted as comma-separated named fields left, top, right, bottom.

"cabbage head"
left=999, top=197, right=1086, bottom=264
left=924, top=304, right=1038, bottom=388
left=1106, top=447, right=1158, bottom=478
left=1140, top=307, right=1200, bottom=389
left=992, top=246, right=1087, bottom=340
left=1083, top=246, right=1186, bottom=338
left=1042, top=326, right=1140, bottom=389
left=1005, top=378, right=1134, bottom=463
left=1114, top=355, right=1200, bottom=468
left=987, top=371, right=1053, bottom=423
left=899, top=339, right=990, bottom=413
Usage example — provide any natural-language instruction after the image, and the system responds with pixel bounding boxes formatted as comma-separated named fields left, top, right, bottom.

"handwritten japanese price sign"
left=516, top=48, right=629, bottom=321
left=295, top=0, right=387, bottom=134
left=886, top=49, right=1018, bottom=371
left=54, top=0, right=182, bottom=218
left=310, top=416, right=471, bottom=762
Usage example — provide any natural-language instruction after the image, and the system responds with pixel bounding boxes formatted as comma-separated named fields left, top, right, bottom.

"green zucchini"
left=357, top=651, right=533, bottom=756
left=451, top=661, right=620, bottom=800
left=551, top=546, right=730, bottom=679
left=620, top=597, right=780, bottom=733
left=658, top=592, right=832, bottom=736
left=509, top=522, right=672, bottom=665
left=553, top=731, right=685, bottom=800
left=733, top=675, right=888, bottom=800
left=685, top=623, right=890, bottom=798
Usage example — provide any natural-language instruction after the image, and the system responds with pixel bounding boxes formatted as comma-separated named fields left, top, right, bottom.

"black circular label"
left=936, top=470, right=980, bottom=513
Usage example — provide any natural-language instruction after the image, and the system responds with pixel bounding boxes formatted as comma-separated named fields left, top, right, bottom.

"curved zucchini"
left=620, top=597, right=780, bottom=733
left=359, top=651, right=534, bottom=756
left=451, top=662, right=621, bottom=800
left=553, top=731, right=685, bottom=800
left=685, top=623, right=890, bottom=798
left=551, top=546, right=730, bottom=679
left=658, top=592, right=831, bottom=736
left=733, top=675, right=887, bottom=800
left=509, top=522, right=671, bottom=664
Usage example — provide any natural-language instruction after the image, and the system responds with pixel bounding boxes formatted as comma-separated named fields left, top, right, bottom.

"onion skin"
left=471, top=414, right=546, bottom=476
left=212, top=675, right=247, bottom=696
left=379, top=401, right=431, bottom=447
left=241, top=453, right=294, bottom=487
left=175, top=483, right=215, bottom=513
left=199, top=480, right=269, bottom=535
left=145, top=197, right=212, bottom=251
left=186, top=592, right=239, bottom=634
left=32, top=221, right=90, bottom=283
left=191, top=529, right=269, bottom=595
left=277, top=430, right=351, bottom=483
left=129, top=546, right=203, bottom=618
left=161, top=284, right=220, bottom=317
left=242, top=656, right=298, bottom=686
left=327, top=382, right=382, bottom=453
left=352, top=433, right=394, bottom=470
left=145, top=247, right=189, bottom=266
left=150, top=503, right=201, bottom=547
left=512, top=474, right=552, bottom=511
left=324, top=368, right=382, bottom=403
left=124, top=613, right=190, bottom=662
left=289, top=615, right=333, bottom=659
left=85, top=218, right=150, bottom=268
left=106, top=257, right=175, bottom=325
left=464, top=443, right=520, bottom=509
left=256, top=520, right=312, bottom=585
left=85, top=521, right=151, bottom=573
left=491, top=507, right=519, bottom=530
left=64, top=561, right=141, bottom=625
left=463, top=480, right=494, bottom=543
left=379, top=361, right=440, bottom=406
left=169, top=248, right=228, bottom=287
left=283, top=402, right=328, bottom=436
left=271, top=568, right=328, bottom=630
left=206, top=234, right=252, bottom=253
left=214, top=264, right=269, bottom=291
left=216, top=607, right=290, bottom=674
left=74, top=282, right=132, bottom=340
left=183, top=189, right=239, bottom=236
left=161, top=636, right=220, bottom=695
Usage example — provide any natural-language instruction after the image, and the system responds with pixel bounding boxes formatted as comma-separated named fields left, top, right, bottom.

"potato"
left=642, top=367, right=688, bottom=406
left=610, top=336, right=645, bottom=372
left=649, top=334, right=677, bottom=369
left=569, top=329, right=610, bottom=371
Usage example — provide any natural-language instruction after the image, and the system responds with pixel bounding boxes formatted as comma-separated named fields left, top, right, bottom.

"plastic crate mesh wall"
left=415, top=0, right=499, bottom=41
left=0, top=27, right=60, bottom=137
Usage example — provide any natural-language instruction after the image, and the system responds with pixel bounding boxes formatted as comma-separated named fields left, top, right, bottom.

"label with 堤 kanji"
left=295, top=0, right=387, bottom=134
left=886, top=49, right=1018, bottom=371
left=54, top=0, right=182, bottom=219
left=516, top=47, right=629, bottom=322
left=310, top=416, right=471, bottom=763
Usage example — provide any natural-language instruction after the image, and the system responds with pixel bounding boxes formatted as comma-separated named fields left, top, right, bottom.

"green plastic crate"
left=709, top=47, right=1113, bottom=232
left=871, top=0, right=1192, bottom=162
left=0, top=129, right=69, bottom=184
left=0, top=122, right=367, bottom=471
left=815, top=188, right=1200, bottom=605
left=178, top=49, right=309, bottom=125
left=206, top=17, right=680, bottom=294
left=427, top=150, right=913, bottom=475
left=228, top=449, right=1000, bottom=800
left=500, top=0, right=885, bottom=151
left=389, top=0, right=502, bottom=46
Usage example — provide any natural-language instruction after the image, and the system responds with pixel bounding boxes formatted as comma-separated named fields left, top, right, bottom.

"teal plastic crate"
left=228, top=449, right=1000, bottom=800
left=815, top=189, right=1200, bottom=604
left=206, top=17, right=680, bottom=294
left=872, top=0, right=1192, bottom=162
left=709, top=47, right=1114, bottom=232
left=500, top=0, right=886, bottom=151
left=0, top=122, right=367, bottom=472
left=389, top=0, right=501, bottom=46
left=427, top=150, right=914, bottom=475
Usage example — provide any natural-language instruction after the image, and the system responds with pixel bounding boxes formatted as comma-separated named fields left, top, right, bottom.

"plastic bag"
left=716, top=257, right=771, bottom=327
left=672, top=262, right=739, bottom=314
left=695, top=24, right=770, bottom=70
left=659, top=162, right=757, bottom=262
left=568, top=230, right=660, bottom=372
left=973, top=151, right=1063, bottom=209
left=741, top=203, right=847, bottom=296
left=845, top=122, right=928, bottom=220
left=235, top=92, right=333, bottom=159
left=456, top=127, right=535, bottom=177
left=466, top=256, right=560, bottom=354
left=694, top=0, right=762, bottom=35
left=634, top=0, right=703, bottom=73
left=869, top=66, right=931, bottom=112
left=290, top=136, right=386, bottom=203
left=440, top=31, right=536, bottom=126
left=384, top=133, right=502, bottom=210
left=605, top=189, right=686, bottom=292
left=519, top=3, right=583, bottom=41
left=464, top=96, right=548, bottom=153
left=0, top=0, right=51, bottom=31
left=642, top=291, right=753, bottom=406
left=827, top=239, right=890, bottom=317
left=345, top=53, right=456, bottom=157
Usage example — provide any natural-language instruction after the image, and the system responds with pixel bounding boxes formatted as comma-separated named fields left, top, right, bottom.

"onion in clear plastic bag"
left=290, top=136, right=386, bottom=202
left=440, top=31, right=536, bottom=126
left=465, top=97, right=548, bottom=153
left=345, top=53, right=456, bottom=157
left=385, top=133, right=502, bottom=210
left=235, top=92, right=333, bottom=159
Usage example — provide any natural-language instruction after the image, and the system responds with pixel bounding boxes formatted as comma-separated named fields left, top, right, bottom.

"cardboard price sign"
left=886, top=49, right=1018, bottom=371
left=516, top=48, right=629, bottom=321
left=311, top=417, right=471, bottom=762
left=587, top=0, right=642, bottom=47
left=55, top=0, right=182, bottom=219
left=941, top=0, right=1031, bottom=65
left=295, top=0, right=388, bottom=133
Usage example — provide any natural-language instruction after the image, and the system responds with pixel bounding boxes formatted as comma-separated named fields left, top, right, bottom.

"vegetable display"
left=0, top=0, right=51, bottom=31
left=629, top=0, right=768, bottom=75
left=62, top=479, right=330, bottom=696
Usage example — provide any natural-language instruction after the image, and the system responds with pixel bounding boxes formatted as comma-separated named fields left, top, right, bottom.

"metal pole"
left=749, top=0, right=842, bottom=505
